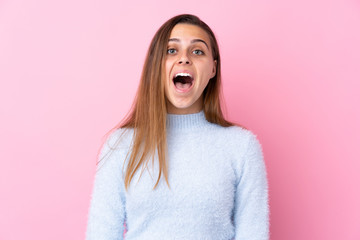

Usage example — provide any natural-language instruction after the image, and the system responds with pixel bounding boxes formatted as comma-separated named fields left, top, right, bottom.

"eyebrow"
left=168, top=38, right=209, bottom=50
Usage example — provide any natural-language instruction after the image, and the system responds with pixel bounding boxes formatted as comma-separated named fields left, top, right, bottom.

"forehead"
left=169, top=23, right=211, bottom=45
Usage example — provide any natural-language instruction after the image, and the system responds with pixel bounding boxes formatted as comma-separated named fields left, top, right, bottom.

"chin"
left=171, top=98, right=194, bottom=108
left=167, top=98, right=203, bottom=114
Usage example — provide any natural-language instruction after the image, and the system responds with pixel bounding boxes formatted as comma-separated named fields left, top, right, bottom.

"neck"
left=166, top=110, right=209, bottom=131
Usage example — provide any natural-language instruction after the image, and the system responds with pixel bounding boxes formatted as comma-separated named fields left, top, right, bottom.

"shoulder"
left=225, top=125, right=263, bottom=156
left=96, top=128, right=134, bottom=169
left=209, top=124, right=264, bottom=166
left=228, top=125, right=262, bottom=150
left=102, top=128, right=134, bottom=151
left=209, top=124, right=261, bottom=150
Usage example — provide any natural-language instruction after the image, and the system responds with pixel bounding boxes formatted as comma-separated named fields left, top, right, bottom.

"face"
left=164, top=23, right=217, bottom=114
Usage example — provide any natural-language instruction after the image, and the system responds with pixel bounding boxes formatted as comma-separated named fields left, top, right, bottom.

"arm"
left=85, top=132, right=126, bottom=240
left=233, top=132, right=269, bottom=240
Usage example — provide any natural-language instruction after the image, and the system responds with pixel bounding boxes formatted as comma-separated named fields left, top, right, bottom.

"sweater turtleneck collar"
left=166, top=110, right=209, bottom=130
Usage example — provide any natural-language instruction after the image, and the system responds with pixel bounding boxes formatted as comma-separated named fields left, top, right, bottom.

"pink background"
left=1, top=0, right=359, bottom=239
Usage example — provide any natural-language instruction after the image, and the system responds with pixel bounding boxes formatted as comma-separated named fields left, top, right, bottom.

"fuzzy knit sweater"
left=86, top=111, right=269, bottom=240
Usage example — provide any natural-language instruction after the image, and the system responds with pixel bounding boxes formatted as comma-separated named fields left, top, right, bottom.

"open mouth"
left=173, top=72, right=194, bottom=92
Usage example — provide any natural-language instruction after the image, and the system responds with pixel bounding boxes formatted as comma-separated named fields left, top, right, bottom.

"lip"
left=171, top=69, right=195, bottom=93
left=172, top=69, right=195, bottom=80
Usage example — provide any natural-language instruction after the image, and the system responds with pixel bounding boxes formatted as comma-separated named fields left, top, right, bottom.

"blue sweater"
left=86, top=111, right=269, bottom=240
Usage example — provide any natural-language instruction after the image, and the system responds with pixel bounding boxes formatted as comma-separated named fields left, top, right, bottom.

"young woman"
left=86, top=14, right=269, bottom=240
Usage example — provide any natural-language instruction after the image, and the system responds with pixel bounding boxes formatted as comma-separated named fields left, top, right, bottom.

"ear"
left=211, top=60, right=217, bottom=79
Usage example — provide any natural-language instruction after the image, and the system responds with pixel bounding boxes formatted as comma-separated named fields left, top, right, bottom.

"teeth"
left=175, top=73, right=192, bottom=78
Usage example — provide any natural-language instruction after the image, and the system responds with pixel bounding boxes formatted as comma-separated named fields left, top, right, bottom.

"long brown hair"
left=98, top=14, right=242, bottom=191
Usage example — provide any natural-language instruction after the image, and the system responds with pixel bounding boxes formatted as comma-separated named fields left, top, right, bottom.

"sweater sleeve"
left=85, top=132, right=126, bottom=240
left=233, top=132, right=270, bottom=240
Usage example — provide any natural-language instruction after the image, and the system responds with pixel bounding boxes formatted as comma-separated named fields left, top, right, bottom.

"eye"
left=193, top=49, right=204, bottom=55
left=167, top=48, right=177, bottom=54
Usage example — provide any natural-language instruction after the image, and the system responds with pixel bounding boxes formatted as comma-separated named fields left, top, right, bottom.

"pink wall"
left=1, top=0, right=359, bottom=239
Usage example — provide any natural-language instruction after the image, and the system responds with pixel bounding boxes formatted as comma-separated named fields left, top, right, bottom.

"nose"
left=178, top=60, right=190, bottom=64
left=178, top=52, right=191, bottom=65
